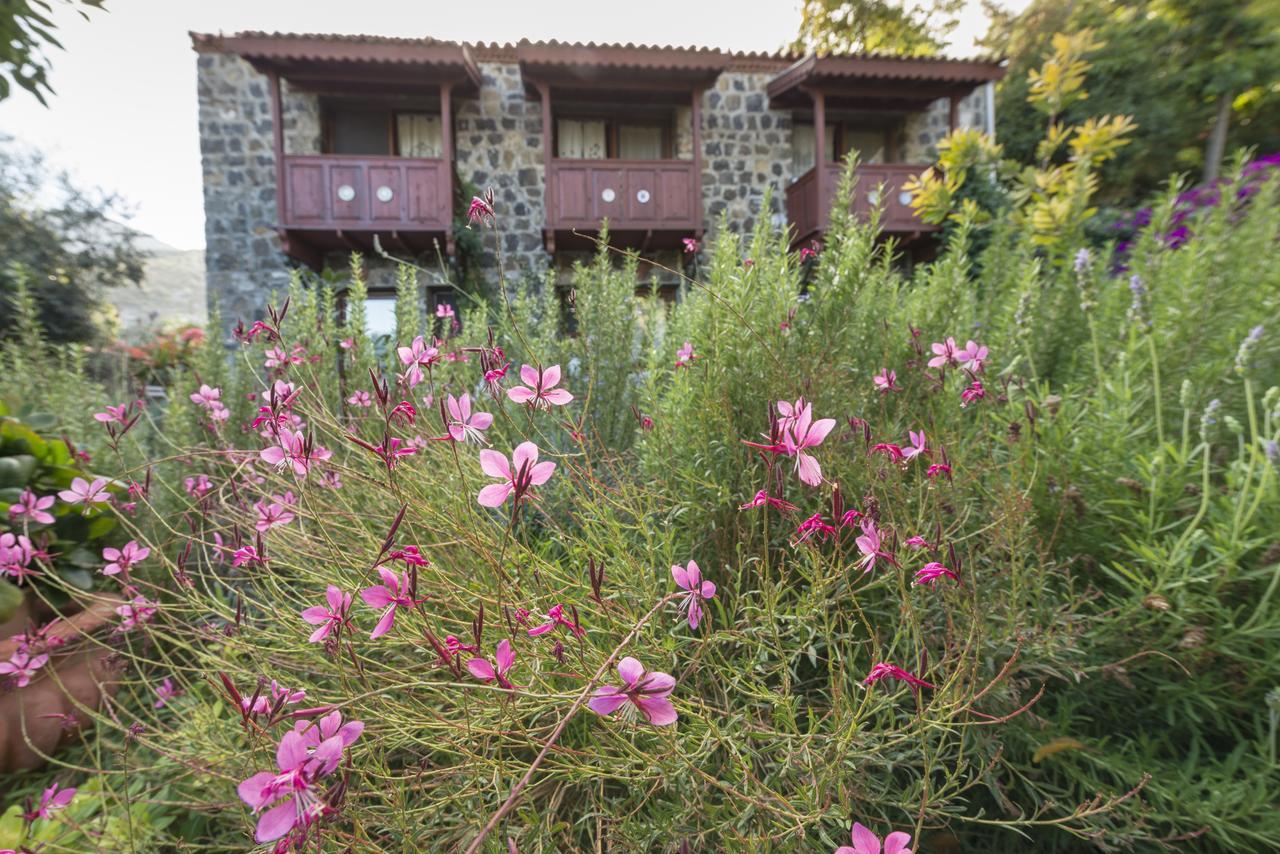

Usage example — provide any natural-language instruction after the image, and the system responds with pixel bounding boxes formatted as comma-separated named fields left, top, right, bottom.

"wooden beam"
left=440, top=82, right=454, bottom=256
left=537, top=81, right=554, bottom=249
left=691, top=87, right=704, bottom=236
left=268, top=69, right=287, bottom=231
left=948, top=94, right=960, bottom=133
left=810, top=89, right=826, bottom=235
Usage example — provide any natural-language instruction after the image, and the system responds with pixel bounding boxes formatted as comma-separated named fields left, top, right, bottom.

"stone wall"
left=453, top=61, right=549, bottom=282
left=701, top=71, right=793, bottom=240
left=196, top=52, right=319, bottom=327
left=902, top=85, right=991, bottom=163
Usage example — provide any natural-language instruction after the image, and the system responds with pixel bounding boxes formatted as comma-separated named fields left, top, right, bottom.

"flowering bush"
left=1, top=91, right=1278, bottom=854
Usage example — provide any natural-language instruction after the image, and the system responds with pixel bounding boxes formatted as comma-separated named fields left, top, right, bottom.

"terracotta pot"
left=0, top=595, right=123, bottom=773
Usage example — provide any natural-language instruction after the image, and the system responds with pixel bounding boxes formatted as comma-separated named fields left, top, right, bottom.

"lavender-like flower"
left=1235, top=325, right=1264, bottom=376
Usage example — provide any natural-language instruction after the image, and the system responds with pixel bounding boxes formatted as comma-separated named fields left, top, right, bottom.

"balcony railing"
left=545, top=159, right=699, bottom=247
left=786, top=163, right=937, bottom=247
left=281, top=154, right=451, bottom=233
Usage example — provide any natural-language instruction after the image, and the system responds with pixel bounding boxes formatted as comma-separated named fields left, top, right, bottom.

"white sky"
left=0, top=0, right=1019, bottom=250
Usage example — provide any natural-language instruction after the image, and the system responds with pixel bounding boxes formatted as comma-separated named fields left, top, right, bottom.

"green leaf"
left=0, top=454, right=36, bottom=488
left=0, top=579, right=24, bottom=623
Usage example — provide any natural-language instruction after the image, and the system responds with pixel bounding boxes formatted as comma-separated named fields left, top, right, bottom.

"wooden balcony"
left=786, top=162, right=937, bottom=248
left=544, top=159, right=699, bottom=251
left=277, top=154, right=453, bottom=266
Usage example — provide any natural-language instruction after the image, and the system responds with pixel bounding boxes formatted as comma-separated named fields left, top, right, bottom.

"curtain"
left=557, top=119, right=606, bottom=159
left=791, top=124, right=837, bottom=177
left=845, top=130, right=886, bottom=164
left=619, top=125, right=663, bottom=159
left=396, top=114, right=442, bottom=157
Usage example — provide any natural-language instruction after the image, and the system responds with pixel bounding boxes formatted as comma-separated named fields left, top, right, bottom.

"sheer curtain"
left=557, top=119, right=607, bottom=158
left=791, top=124, right=837, bottom=177
left=396, top=114, right=442, bottom=157
left=619, top=125, right=662, bottom=159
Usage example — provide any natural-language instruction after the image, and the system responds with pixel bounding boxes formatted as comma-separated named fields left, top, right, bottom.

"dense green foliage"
left=985, top=0, right=1280, bottom=202
left=0, top=153, right=1276, bottom=850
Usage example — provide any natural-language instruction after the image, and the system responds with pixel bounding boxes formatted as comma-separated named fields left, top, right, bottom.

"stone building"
left=191, top=32, right=1003, bottom=330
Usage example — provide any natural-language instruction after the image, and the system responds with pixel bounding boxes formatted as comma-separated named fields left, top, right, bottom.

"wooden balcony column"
left=808, top=87, right=826, bottom=232
left=440, top=80, right=455, bottom=255
left=535, top=80, right=555, bottom=252
left=267, top=68, right=320, bottom=269
left=691, top=85, right=703, bottom=237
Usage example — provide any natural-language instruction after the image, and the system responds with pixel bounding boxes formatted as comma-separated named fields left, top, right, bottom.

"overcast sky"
left=0, top=0, right=1018, bottom=250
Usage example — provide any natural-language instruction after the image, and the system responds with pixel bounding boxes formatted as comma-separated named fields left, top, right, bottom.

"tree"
left=0, top=141, right=144, bottom=344
left=790, top=0, right=965, bottom=56
left=983, top=0, right=1279, bottom=203
left=0, top=0, right=104, bottom=105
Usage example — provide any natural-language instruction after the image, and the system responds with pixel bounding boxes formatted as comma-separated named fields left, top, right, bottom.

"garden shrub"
left=0, top=50, right=1277, bottom=854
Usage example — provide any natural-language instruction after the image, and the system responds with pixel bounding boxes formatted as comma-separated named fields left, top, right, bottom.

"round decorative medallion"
left=601, top=187, right=616, bottom=203
left=376, top=185, right=394, bottom=203
left=898, top=191, right=914, bottom=206
left=867, top=190, right=881, bottom=206
left=336, top=184, right=356, bottom=202
left=636, top=189, right=651, bottom=204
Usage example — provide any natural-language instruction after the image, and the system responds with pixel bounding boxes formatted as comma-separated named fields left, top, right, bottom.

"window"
left=555, top=109, right=673, bottom=160
left=792, top=121, right=897, bottom=176
left=323, top=105, right=442, bottom=157
left=556, top=119, right=607, bottom=159
left=364, top=294, right=397, bottom=339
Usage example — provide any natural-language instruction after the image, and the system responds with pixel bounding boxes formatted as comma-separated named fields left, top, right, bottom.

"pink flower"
left=927, top=337, right=960, bottom=369
left=672, top=560, right=716, bottom=630
left=301, top=585, right=352, bottom=643
left=467, top=639, right=517, bottom=690
left=467, top=191, right=495, bottom=228
left=93, top=403, right=130, bottom=425
left=799, top=244, right=818, bottom=261
left=443, top=635, right=477, bottom=656
left=527, top=603, right=585, bottom=638
left=360, top=567, right=416, bottom=639
left=154, top=676, right=183, bottom=708
left=232, top=545, right=263, bottom=567
left=855, top=519, right=893, bottom=573
left=58, top=477, right=110, bottom=511
left=339, top=337, right=355, bottom=350
left=241, top=680, right=306, bottom=716
left=436, top=304, right=455, bottom=319
left=738, top=490, right=798, bottom=512
left=589, top=657, right=678, bottom=726
left=507, top=364, right=573, bottom=410
left=960, top=380, right=986, bottom=407
left=116, top=595, right=157, bottom=631
left=873, top=369, right=898, bottom=393
left=189, top=384, right=222, bottom=407
left=871, top=443, right=904, bottom=463
left=902, top=430, right=928, bottom=462
left=347, top=390, right=372, bottom=407
left=957, top=340, right=989, bottom=373
left=237, top=721, right=358, bottom=844
left=184, top=474, right=213, bottom=498
left=0, top=649, right=49, bottom=687
left=926, top=463, right=952, bottom=480
left=0, top=532, right=41, bottom=583
left=864, top=661, right=934, bottom=690
left=396, top=336, right=439, bottom=387
left=904, top=535, right=933, bottom=550
left=102, top=540, right=149, bottom=577
left=781, top=401, right=836, bottom=486
left=9, top=488, right=54, bottom=525
left=254, top=500, right=295, bottom=533
left=477, top=442, right=556, bottom=508
left=794, top=513, right=838, bottom=545
left=26, top=783, right=75, bottom=821
left=674, top=341, right=697, bottom=368
left=260, top=430, right=317, bottom=478
left=682, top=237, right=699, bottom=254
left=835, top=822, right=913, bottom=854
left=915, top=562, right=958, bottom=586
left=446, top=393, right=493, bottom=444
